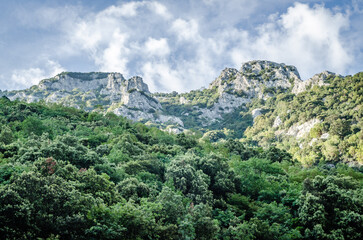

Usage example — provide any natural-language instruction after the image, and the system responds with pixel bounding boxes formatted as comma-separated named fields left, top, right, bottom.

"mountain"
left=1, top=60, right=362, bottom=165
left=1, top=92, right=362, bottom=239
left=1, top=71, right=183, bottom=127
left=1, top=60, right=302, bottom=122
left=0, top=61, right=362, bottom=239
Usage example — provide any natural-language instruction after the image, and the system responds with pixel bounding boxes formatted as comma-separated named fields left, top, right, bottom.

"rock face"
left=273, top=116, right=282, bottom=128
left=38, top=72, right=112, bottom=92
left=4, top=72, right=182, bottom=126
left=292, top=71, right=338, bottom=94
left=185, top=60, right=303, bottom=123
left=209, top=60, right=302, bottom=100
left=209, top=68, right=239, bottom=94
left=197, top=93, right=250, bottom=124
left=1, top=60, right=337, bottom=134
left=251, top=108, right=263, bottom=122
left=285, top=118, right=321, bottom=138
left=187, top=60, right=301, bottom=123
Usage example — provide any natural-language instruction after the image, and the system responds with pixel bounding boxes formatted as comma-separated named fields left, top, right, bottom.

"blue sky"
left=0, top=0, right=362, bottom=92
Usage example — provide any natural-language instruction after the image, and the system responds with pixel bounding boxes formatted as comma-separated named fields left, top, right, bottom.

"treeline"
left=0, top=97, right=362, bottom=239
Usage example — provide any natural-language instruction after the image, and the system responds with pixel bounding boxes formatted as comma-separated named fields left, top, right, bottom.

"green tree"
left=116, top=177, right=150, bottom=202
left=186, top=203, right=219, bottom=240
left=156, top=186, right=186, bottom=224
left=166, top=154, right=212, bottom=204
left=298, top=175, right=363, bottom=239
left=176, top=133, right=197, bottom=149
left=197, top=153, right=236, bottom=198
left=86, top=200, right=160, bottom=240
left=0, top=126, right=14, bottom=145
left=21, top=116, right=48, bottom=136
left=0, top=171, right=95, bottom=239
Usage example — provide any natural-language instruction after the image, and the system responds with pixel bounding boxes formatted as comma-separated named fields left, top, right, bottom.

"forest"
left=0, top=95, right=362, bottom=240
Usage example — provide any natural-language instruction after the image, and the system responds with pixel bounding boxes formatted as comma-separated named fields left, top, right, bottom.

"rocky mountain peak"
left=292, top=70, right=338, bottom=94
left=309, top=71, right=337, bottom=83
left=38, top=72, right=115, bottom=92
left=124, top=76, right=150, bottom=93
left=105, top=73, right=125, bottom=92
left=239, top=60, right=301, bottom=85
left=209, top=60, right=302, bottom=100
left=1, top=60, right=345, bottom=134
left=209, top=68, right=238, bottom=93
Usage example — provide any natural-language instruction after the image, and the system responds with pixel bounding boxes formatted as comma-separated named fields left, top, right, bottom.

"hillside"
left=244, top=71, right=363, bottom=165
left=1, top=60, right=362, bottom=166
left=0, top=97, right=362, bottom=239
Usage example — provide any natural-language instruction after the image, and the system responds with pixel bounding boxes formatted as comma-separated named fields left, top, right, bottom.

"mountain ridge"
left=1, top=60, right=361, bottom=165
left=1, top=60, right=337, bottom=112
left=0, top=60, right=345, bottom=133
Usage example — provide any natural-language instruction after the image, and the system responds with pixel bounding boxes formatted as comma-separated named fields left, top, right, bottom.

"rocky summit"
left=0, top=60, right=343, bottom=133
left=1, top=71, right=182, bottom=127
left=0, top=59, right=362, bottom=165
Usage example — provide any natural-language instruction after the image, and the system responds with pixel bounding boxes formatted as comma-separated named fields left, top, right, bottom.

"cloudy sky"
left=0, top=0, right=362, bottom=92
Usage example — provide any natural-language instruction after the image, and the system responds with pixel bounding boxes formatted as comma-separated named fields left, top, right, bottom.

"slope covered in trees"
left=157, top=72, right=363, bottom=167
left=2, top=61, right=361, bottom=169
left=244, top=72, right=363, bottom=165
left=0, top=96, right=362, bottom=239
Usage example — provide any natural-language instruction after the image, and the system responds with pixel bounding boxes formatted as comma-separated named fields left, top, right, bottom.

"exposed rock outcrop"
left=4, top=72, right=180, bottom=126
left=200, top=60, right=302, bottom=123
left=273, top=116, right=282, bottom=128
left=210, top=60, right=302, bottom=100
left=251, top=108, right=263, bottom=122
left=197, top=93, right=250, bottom=124
left=1, top=60, right=340, bottom=135
left=285, top=118, right=321, bottom=139
left=292, top=71, right=338, bottom=94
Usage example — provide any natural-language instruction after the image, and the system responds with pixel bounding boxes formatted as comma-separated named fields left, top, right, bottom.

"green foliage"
left=245, top=72, right=363, bottom=164
left=21, top=116, right=48, bottom=136
left=197, top=153, right=236, bottom=199
left=176, top=132, right=197, bottom=149
left=0, top=99, right=362, bottom=239
left=116, top=177, right=150, bottom=202
left=0, top=126, right=14, bottom=145
left=166, top=154, right=213, bottom=204
left=61, top=72, right=109, bottom=81
left=298, top=175, right=363, bottom=240
left=0, top=171, right=95, bottom=239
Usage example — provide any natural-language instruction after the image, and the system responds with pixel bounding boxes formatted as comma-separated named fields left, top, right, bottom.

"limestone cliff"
left=1, top=60, right=340, bottom=135
left=3, top=72, right=181, bottom=127
left=292, top=71, right=338, bottom=94
left=182, top=60, right=302, bottom=123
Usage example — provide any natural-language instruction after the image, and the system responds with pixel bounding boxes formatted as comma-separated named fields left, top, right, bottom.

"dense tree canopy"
left=0, top=96, right=362, bottom=239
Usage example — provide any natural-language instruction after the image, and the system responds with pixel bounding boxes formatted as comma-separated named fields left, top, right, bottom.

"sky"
left=0, top=0, right=362, bottom=93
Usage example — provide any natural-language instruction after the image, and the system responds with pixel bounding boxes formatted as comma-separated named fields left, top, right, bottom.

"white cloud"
left=104, top=2, right=140, bottom=17
left=67, top=2, right=174, bottom=75
left=11, top=68, right=45, bottom=86
left=171, top=18, right=199, bottom=42
left=229, top=3, right=352, bottom=79
left=5, top=1, right=357, bottom=93
left=145, top=38, right=170, bottom=57
left=96, top=30, right=130, bottom=73
left=101, top=1, right=172, bottom=19
left=142, top=61, right=183, bottom=92
left=63, top=1, right=354, bottom=92
left=11, top=60, right=65, bottom=89
left=148, top=1, right=172, bottom=19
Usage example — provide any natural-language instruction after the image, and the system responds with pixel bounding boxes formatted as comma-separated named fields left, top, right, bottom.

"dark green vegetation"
left=0, top=96, right=362, bottom=239
left=47, top=72, right=110, bottom=82
left=157, top=73, right=363, bottom=165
